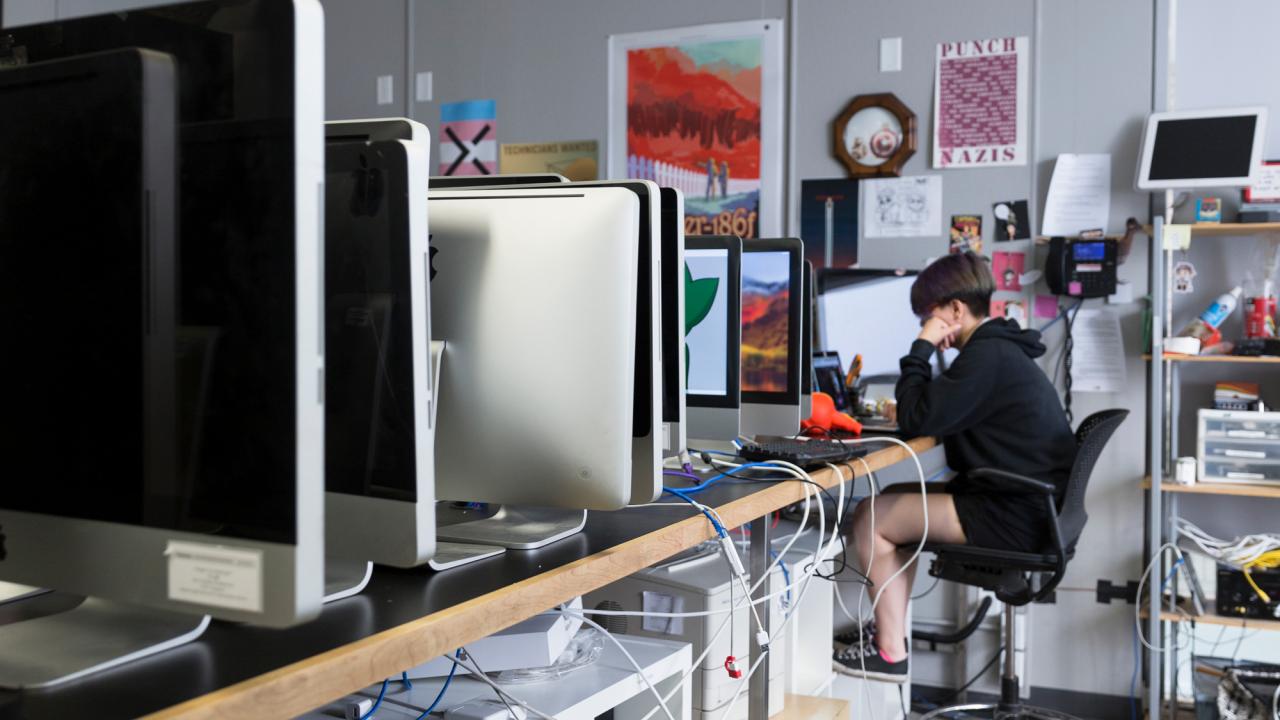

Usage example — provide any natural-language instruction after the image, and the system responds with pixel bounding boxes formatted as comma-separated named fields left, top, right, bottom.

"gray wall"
left=391, top=0, right=1158, bottom=702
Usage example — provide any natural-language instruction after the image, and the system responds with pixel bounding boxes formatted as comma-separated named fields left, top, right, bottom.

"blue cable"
left=770, top=549, right=792, bottom=615
left=413, top=650, right=461, bottom=720
left=664, top=487, right=727, bottom=537
left=666, top=462, right=789, bottom=496
left=400, top=671, right=412, bottom=690
left=1040, top=299, right=1083, bottom=334
left=360, top=679, right=389, bottom=720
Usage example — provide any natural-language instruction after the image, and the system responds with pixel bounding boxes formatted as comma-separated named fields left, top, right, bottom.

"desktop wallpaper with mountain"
left=741, top=253, right=790, bottom=392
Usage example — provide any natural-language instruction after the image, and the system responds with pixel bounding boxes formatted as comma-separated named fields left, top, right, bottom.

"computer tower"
left=585, top=546, right=787, bottom=719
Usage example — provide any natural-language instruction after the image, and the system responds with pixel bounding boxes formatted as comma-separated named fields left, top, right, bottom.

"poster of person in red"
left=624, top=39, right=763, bottom=238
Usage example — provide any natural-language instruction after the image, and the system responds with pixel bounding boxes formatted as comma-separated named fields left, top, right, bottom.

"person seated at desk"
left=835, top=252, right=1076, bottom=683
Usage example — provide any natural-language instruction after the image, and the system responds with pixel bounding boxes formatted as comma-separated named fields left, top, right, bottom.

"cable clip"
left=724, top=655, right=743, bottom=679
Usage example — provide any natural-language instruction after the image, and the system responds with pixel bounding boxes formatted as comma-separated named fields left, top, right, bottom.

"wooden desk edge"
left=145, top=437, right=936, bottom=720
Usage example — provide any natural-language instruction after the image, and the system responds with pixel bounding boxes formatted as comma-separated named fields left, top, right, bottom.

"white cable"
left=709, top=462, right=851, bottom=718
left=1135, top=543, right=1191, bottom=653
left=553, top=611, right=676, bottom=720
left=1271, top=681, right=1279, bottom=720
left=642, top=462, right=844, bottom=720
left=857, top=454, right=880, bottom=720
left=439, top=652, right=559, bottom=720
left=1177, top=518, right=1280, bottom=568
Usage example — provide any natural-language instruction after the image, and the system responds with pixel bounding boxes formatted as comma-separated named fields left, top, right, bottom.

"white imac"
left=323, top=123, right=435, bottom=600
left=740, top=238, right=804, bottom=439
left=1136, top=107, right=1268, bottom=190
left=427, top=187, right=641, bottom=549
left=685, top=236, right=743, bottom=447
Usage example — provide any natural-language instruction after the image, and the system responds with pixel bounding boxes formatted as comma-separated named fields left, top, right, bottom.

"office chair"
left=915, top=409, right=1129, bottom=720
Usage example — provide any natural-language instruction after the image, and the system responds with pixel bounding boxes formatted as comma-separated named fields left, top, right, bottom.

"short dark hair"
left=910, top=252, right=995, bottom=318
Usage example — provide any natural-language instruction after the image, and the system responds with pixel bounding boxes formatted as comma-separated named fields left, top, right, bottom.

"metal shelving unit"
left=1145, top=220, right=1280, bottom=720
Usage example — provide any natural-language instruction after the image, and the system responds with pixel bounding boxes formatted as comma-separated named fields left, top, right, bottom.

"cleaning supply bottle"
left=1244, top=277, right=1277, bottom=339
left=1178, top=286, right=1242, bottom=341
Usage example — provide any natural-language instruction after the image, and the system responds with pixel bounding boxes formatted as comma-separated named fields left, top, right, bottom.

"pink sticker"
left=1034, top=295, right=1059, bottom=319
left=990, top=300, right=1007, bottom=318
left=1068, top=281, right=1083, bottom=295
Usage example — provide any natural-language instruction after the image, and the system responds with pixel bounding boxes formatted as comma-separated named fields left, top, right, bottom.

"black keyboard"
left=737, top=438, right=868, bottom=469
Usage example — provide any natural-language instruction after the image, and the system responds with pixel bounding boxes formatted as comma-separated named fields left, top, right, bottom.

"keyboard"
left=737, top=438, right=868, bottom=469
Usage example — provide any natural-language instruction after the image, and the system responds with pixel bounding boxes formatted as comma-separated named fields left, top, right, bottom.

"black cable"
left=911, top=574, right=942, bottom=600
left=1062, top=301, right=1083, bottom=424
left=915, top=644, right=1006, bottom=710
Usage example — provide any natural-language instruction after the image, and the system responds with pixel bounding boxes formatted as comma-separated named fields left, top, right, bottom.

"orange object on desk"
left=802, top=391, right=863, bottom=435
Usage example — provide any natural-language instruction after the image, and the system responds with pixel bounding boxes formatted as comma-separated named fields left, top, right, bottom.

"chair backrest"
left=1057, top=409, right=1129, bottom=550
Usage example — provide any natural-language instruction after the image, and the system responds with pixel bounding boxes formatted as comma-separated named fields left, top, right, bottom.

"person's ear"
left=949, top=299, right=966, bottom=322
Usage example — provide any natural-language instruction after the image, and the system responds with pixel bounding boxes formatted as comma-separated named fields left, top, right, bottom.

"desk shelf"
left=1143, top=601, right=1280, bottom=633
left=1141, top=477, right=1280, bottom=499
left=1141, top=353, right=1280, bottom=364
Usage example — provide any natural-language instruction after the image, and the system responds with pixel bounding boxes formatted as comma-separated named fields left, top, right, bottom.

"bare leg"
left=849, top=492, right=967, bottom=661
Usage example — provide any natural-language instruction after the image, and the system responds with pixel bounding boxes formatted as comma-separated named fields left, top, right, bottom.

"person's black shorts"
left=880, top=480, right=1053, bottom=553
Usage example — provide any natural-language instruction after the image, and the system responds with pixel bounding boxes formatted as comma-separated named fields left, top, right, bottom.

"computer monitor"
left=685, top=236, right=742, bottom=446
left=812, top=351, right=852, bottom=414
left=326, top=117, right=427, bottom=144
left=740, top=238, right=804, bottom=438
left=660, top=187, right=687, bottom=459
left=436, top=179, right=663, bottom=506
left=801, top=260, right=816, bottom=420
left=1136, top=107, right=1268, bottom=190
left=429, top=173, right=567, bottom=188
left=324, top=129, right=436, bottom=572
left=427, top=187, right=640, bottom=522
left=819, top=270, right=953, bottom=379
left=0, top=0, right=324, bottom=685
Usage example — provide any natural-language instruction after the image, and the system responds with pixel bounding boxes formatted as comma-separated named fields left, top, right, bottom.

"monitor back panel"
left=427, top=188, right=639, bottom=510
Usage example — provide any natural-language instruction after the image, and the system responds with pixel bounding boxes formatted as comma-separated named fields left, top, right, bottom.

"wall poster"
left=933, top=36, right=1029, bottom=169
left=608, top=20, right=785, bottom=238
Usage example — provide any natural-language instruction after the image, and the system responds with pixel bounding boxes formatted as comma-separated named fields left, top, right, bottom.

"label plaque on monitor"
left=165, top=541, right=264, bottom=613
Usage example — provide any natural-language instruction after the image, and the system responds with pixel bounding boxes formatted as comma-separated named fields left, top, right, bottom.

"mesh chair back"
left=1058, top=409, right=1129, bottom=550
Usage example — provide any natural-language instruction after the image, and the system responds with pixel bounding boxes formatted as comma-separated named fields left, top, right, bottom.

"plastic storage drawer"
left=1198, top=409, right=1280, bottom=486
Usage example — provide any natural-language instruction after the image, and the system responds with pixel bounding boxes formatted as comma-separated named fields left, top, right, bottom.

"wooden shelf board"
left=1182, top=222, right=1280, bottom=236
left=1142, top=601, right=1280, bottom=632
left=1141, top=353, right=1280, bottom=364
left=1141, top=477, right=1280, bottom=499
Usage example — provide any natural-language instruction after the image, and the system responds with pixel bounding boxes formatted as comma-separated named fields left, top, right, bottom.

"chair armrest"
left=967, top=468, right=1056, bottom=495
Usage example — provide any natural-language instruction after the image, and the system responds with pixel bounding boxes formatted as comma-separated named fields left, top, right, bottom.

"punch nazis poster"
left=933, top=36, right=1029, bottom=169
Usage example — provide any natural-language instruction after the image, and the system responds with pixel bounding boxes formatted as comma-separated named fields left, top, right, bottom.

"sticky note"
left=1068, top=281, right=1083, bottom=295
left=1163, top=224, right=1192, bottom=251
left=1034, top=295, right=1059, bottom=319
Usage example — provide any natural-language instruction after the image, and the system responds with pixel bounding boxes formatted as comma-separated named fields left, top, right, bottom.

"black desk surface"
left=0, top=438, right=933, bottom=720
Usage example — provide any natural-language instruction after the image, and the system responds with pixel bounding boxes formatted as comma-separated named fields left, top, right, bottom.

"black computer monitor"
left=660, top=187, right=686, bottom=458
left=685, top=236, right=742, bottom=445
left=801, top=259, right=815, bottom=418
left=812, top=351, right=852, bottom=413
left=0, top=0, right=325, bottom=688
left=429, top=173, right=567, bottom=188
left=740, top=238, right=804, bottom=437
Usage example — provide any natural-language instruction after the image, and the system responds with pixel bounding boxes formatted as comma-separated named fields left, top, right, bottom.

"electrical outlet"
left=879, top=37, right=902, bottom=72
left=376, top=74, right=394, bottom=106
left=415, top=71, right=433, bottom=102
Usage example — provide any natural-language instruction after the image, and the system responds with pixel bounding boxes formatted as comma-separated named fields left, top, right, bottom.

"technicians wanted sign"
left=933, top=36, right=1029, bottom=169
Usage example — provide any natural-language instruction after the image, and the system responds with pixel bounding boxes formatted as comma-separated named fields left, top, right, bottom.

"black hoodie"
left=895, top=318, right=1076, bottom=499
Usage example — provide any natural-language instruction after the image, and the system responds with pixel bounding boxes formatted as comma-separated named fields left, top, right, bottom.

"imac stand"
left=436, top=505, right=587, bottom=550
left=0, top=598, right=209, bottom=689
left=323, top=560, right=374, bottom=603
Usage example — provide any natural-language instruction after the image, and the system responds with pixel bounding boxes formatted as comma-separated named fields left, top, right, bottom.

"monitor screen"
left=325, top=141, right=418, bottom=502
left=741, top=251, right=792, bottom=393
left=1073, top=242, right=1107, bottom=261
left=3, top=0, right=306, bottom=546
left=0, top=50, right=173, bottom=530
left=660, top=188, right=681, bottom=424
left=820, top=273, right=952, bottom=378
left=812, top=353, right=849, bottom=413
left=686, top=249, right=732, bottom=397
left=1148, top=115, right=1258, bottom=182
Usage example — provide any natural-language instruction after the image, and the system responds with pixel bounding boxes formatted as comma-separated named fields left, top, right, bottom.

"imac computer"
left=323, top=122, right=436, bottom=598
left=818, top=270, right=940, bottom=379
left=740, top=239, right=804, bottom=439
left=429, top=173, right=568, bottom=188
left=425, top=178, right=664, bottom=507
left=684, top=236, right=743, bottom=447
left=801, top=260, right=816, bottom=420
left=427, top=187, right=641, bottom=548
left=0, top=0, right=325, bottom=686
left=1136, top=107, right=1267, bottom=191
left=660, top=187, right=687, bottom=460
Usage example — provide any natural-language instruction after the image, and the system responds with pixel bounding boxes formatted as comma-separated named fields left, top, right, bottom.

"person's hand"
left=882, top=401, right=897, bottom=424
left=918, top=316, right=963, bottom=350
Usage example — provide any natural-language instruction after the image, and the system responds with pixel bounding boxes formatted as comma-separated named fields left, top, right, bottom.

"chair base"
left=919, top=701, right=1082, bottom=720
